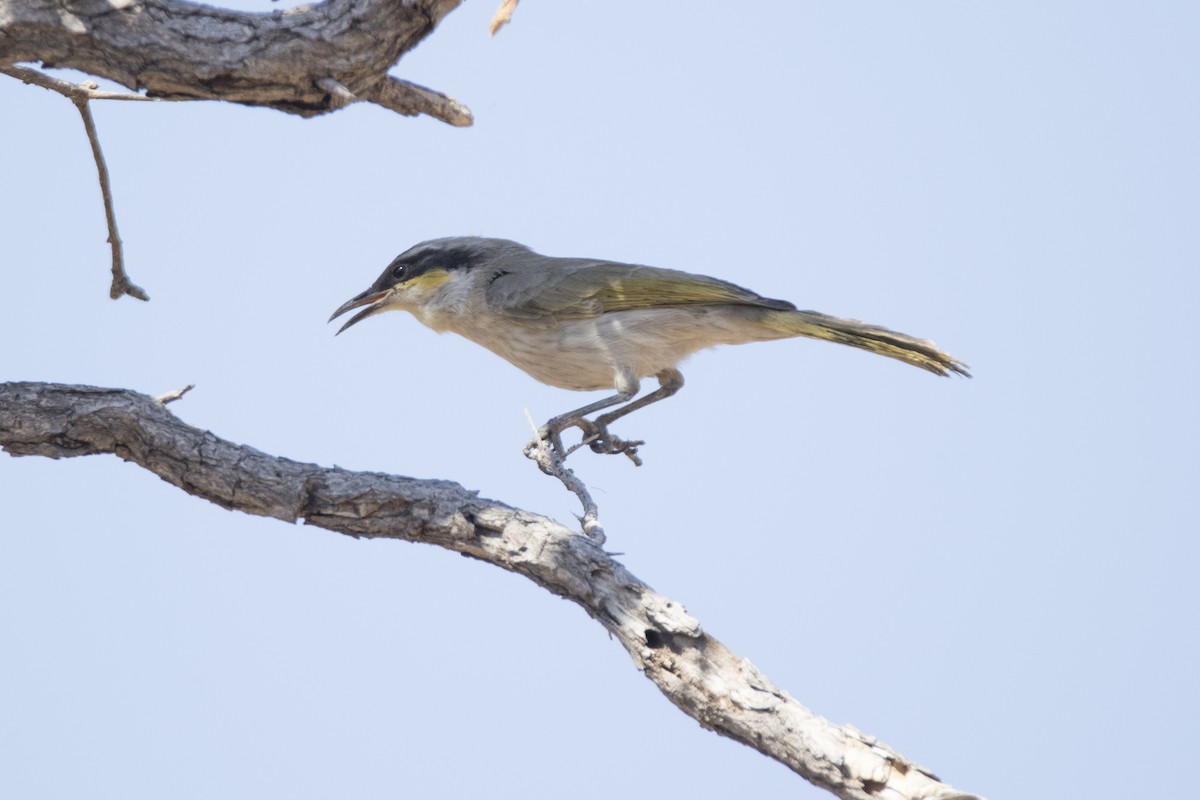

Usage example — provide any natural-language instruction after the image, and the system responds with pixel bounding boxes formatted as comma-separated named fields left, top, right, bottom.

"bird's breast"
left=457, top=317, right=619, bottom=391
left=431, top=306, right=780, bottom=392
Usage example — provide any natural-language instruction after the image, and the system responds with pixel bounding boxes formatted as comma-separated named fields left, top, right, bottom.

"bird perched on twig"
left=330, top=237, right=970, bottom=465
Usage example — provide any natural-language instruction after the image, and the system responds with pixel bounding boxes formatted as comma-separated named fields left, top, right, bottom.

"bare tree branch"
left=0, top=0, right=472, bottom=125
left=0, top=381, right=981, bottom=800
left=1, top=0, right=471, bottom=301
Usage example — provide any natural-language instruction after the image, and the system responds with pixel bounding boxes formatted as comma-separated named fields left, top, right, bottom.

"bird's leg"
left=584, top=369, right=684, bottom=464
left=528, top=377, right=640, bottom=461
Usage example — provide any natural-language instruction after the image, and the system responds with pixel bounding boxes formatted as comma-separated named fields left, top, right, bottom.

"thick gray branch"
left=0, top=0, right=472, bottom=124
left=0, top=381, right=980, bottom=800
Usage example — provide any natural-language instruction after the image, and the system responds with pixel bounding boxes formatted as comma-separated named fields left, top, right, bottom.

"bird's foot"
left=525, top=416, right=644, bottom=467
left=579, top=420, right=645, bottom=466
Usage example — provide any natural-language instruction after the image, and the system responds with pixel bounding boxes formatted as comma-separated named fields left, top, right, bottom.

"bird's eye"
left=392, top=263, right=406, bottom=279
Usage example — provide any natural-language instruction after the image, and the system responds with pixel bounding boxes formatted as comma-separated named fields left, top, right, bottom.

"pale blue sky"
left=2, top=3, right=1197, bottom=798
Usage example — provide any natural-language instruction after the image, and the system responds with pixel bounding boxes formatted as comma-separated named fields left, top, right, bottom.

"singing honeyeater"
left=330, top=237, right=969, bottom=458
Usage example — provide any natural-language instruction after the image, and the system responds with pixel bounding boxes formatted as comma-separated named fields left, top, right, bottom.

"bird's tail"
left=763, top=309, right=971, bottom=377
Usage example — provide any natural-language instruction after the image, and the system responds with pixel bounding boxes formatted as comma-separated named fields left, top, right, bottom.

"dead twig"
left=523, top=409, right=606, bottom=545
left=73, top=95, right=146, bottom=301
left=1, top=64, right=151, bottom=301
left=0, top=64, right=158, bottom=102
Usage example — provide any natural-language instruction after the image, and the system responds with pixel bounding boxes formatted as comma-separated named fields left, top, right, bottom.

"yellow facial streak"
left=400, top=269, right=451, bottom=292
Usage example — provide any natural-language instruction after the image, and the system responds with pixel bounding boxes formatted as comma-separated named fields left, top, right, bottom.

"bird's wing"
left=485, top=260, right=795, bottom=321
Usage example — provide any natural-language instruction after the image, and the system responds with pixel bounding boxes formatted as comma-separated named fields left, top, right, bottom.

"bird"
left=330, top=236, right=969, bottom=462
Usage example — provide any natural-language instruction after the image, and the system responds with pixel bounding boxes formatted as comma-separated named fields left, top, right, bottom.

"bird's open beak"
left=328, top=288, right=393, bottom=334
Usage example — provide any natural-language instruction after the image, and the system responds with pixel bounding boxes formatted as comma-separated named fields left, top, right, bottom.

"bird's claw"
left=579, top=421, right=645, bottom=466
left=529, top=418, right=645, bottom=466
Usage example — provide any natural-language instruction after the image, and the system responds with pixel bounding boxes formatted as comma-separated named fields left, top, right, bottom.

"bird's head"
left=329, top=237, right=530, bottom=333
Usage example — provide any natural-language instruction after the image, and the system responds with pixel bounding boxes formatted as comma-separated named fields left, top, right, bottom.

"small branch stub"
left=154, top=384, right=195, bottom=405
left=490, top=0, right=520, bottom=35
left=316, top=77, right=357, bottom=110
left=360, top=77, right=474, bottom=127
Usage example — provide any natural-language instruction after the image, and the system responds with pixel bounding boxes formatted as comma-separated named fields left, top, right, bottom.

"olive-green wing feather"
left=485, top=259, right=795, bottom=321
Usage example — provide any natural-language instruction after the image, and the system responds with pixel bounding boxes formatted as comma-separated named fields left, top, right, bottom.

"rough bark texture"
left=0, top=0, right=472, bottom=124
left=0, top=381, right=981, bottom=800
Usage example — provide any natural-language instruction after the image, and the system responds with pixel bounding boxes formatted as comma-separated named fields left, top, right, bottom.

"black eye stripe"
left=392, top=251, right=439, bottom=279
left=385, top=245, right=477, bottom=284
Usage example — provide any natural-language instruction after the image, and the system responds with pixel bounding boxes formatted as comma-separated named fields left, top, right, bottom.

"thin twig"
left=1, top=64, right=151, bottom=301
left=72, top=96, right=148, bottom=301
left=523, top=409, right=606, bottom=545
left=0, top=64, right=159, bottom=102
